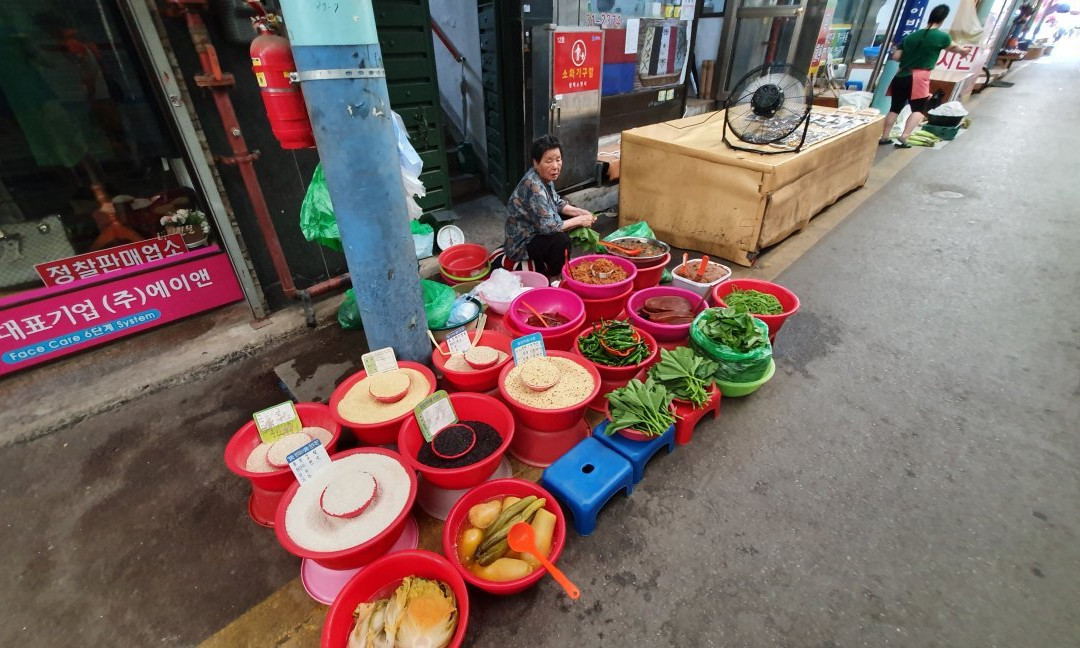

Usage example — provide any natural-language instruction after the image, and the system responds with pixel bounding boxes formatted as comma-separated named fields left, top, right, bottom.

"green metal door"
left=477, top=0, right=525, bottom=201
left=372, top=0, right=451, bottom=214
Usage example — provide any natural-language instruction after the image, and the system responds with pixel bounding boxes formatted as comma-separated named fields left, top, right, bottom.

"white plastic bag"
left=476, top=269, right=527, bottom=303
left=838, top=91, right=874, bottom=110
left=929, top=101, right=968, bottom=117
left=950, top=0, right=984, bottom=45
left=391, top=111, right=426, bottom=220
left=889, top=105, right=912, bottom=138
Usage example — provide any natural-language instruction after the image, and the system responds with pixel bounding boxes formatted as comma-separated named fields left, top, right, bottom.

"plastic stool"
left=540, top=437, right=634, bottom=536
left=845, top=81, right=864, bottom=91
left=671, top=385, right=721, bottom=445
left=592, top=420, right=675, bottom=483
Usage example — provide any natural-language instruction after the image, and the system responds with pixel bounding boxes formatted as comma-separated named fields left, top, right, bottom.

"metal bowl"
left=606, top=237, right=671, bottom=266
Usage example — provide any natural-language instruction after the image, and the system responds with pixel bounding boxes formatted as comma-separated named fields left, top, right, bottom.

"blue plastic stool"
left=592, top=420, right=676, bottom=484
left=540, top=437, right=634, bottom=536
left=845, top=81, right=864, bottom=91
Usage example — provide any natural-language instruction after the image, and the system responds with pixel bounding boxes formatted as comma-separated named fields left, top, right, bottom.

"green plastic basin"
left=716, top=359, right=776, bottom=398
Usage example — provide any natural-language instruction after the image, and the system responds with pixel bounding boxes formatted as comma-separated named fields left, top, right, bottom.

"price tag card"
left=414, top=390, right=458, bottom=442
left=287, top=439, right=331, bottom=485
left=511, top=333, right=546, bottom=365
left=445, top=327, right=472, bottom=355
left=361, top=347, right=399, bottom=375
left=253, top=401, right=302, bottom=443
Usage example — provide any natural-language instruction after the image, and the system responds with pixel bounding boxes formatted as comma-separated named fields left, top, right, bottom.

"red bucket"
left=497, top=350, right=601, bottom=432
left=573, top=322, right=659, bottom=383
left=431, top=330, right=514, bottom=393
left=329, top=362, right=437, bottom=445
left=321, top=550, right=469, bottom=648
left=502, top=308, right=585, bottom=352
left=223, top=402, right=343, bottom=527
left=630, top=252, right=671, bottom=291
left=580, top=284, right=632, bottom=324
left=711, top=278, right=800, bottom=343
left=397, top=392, right=516, bottom=490
left=439, top=243, right=489, bottom=279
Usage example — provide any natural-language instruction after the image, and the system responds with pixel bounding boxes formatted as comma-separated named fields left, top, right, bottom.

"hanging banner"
left=894, top=0, right=932, bottom=45
left=810, top=0, right=839, bottom=76
left=553, top=31, right=603, bottom=95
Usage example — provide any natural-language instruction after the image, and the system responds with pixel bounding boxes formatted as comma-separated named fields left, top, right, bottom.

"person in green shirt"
left=880, top=4, right=974, bottom=147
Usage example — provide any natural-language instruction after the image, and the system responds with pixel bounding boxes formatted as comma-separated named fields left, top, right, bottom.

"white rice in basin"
left=284, top=453, right=411, bottom=553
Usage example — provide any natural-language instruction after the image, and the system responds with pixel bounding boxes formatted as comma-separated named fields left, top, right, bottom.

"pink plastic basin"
left=224, top=403, right=344, bottom=524
left=321, top=550, right=469, bottom=648
left=630, top=252, right=671, bottom=291
left=580, top=284, right=632, bottom=324
left=442, top=478, right=567, bottom=595
left=274, top=447, right=418, bottom=571
left=431, top=330, right=514, bottom=392
left=506, top=287, right=586, bottom=337
left=560, top=254, right=638, bottom=299
left=398, top=392, right=516, bottom=490
left=497, top=350, right=601, bottom=432
left=626, top=286, right=709, bottom=343
left=711, top=278, right=800, bottom=342
left=328, top=362, right=437, bottom=445
left=573, top=322, right=659, bottom=383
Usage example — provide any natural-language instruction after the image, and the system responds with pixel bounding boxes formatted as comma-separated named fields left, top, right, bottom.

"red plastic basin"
left=626, top=286, right=709, bottom=343
left=497, top=350, right=601, bottom=432
left=224, top=403, right=344, bottom=524
left=573, top=322, right=659, bottom=383
left=329, top=362, right=437, bottom=445
left=274, top=447, right=418, bottom=571
left=630, top=252, right=671, bottom=291
left=439, top=243, right=489, bottom=279
left=321, top=550, right=469, bottom=648
left=442, top=478, right=567, bottom=595
left=711, top=278, right=800, bottom=342
left=580, top=284, right=632, bottom=324
left=502, top=306, right=585, bottom=352
left=431, top=330, right=513, bottom=392
left=560, top=254, right=638, bottom=299
left=506, top=287, right=586, bottom=337
left=398, top=392, right=515, bottom=490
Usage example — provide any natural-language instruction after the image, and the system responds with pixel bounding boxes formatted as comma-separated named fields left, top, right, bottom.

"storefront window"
left=728, top=15, right=800, bottom=84
left=0, top=0, right=210, bottom=296
left=588, top=2, right=692, bottom=97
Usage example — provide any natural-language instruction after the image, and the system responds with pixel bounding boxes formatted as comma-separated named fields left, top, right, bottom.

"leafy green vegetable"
left=693, top=306, right=768, bottom=353
left=569, top=227, right=603, bottom=253
left=604, top=378, right=677, bottom=437
left=577, top=319, right=650, bottom=367
left=722, top=288, right=783, bottom=315
left=647, top=346, right=717, bottom=407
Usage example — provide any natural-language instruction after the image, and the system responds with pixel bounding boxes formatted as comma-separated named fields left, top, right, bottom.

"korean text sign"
left=0, top=251, right=242, bottom=376
left=553, top=31, right=603, bottom=95
left=34, top=235, right=188, bottom=287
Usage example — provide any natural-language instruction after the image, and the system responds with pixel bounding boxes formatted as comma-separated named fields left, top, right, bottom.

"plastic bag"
left=949, top=0, right=984, bottom=45
left=476, top=269, right=527, bottom=303
left=337, top=289, right=364, bottom=330
left=660, top=268, right=673, bottom=284
left=838, top=91, right=873, bottom=110
left=299, top=164, right=342, bottom=252
left=423, top=279, right=456, bottom=329
left=392, top=111, right=426, bottom=221
left=604, top=220, right=655, bottom=241
left=411, top=220, right=434, bottom=259
left=445, top=295, right=480, bottom=327
left=689, top=310, right=773, bottom=383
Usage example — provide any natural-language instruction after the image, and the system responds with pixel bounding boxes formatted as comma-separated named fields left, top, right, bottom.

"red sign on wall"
left=553, top=31, right=603, bottom=95
left=34, top=235, right=188, bottom=287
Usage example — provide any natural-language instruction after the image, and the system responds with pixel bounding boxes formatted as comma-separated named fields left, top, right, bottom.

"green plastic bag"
left=337, top=289, right=364, bottom=330
left=423, top=279, right=455, bottom=329
left=689, top=309, right=773, bottom=383
left=300, top=164, right=343, bottom=252
left=660, top=268, right=672, bottom=284
left=604, top=220, right=655, bottom=242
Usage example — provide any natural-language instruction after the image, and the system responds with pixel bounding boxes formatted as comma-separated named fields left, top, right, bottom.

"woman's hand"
left=561, top=213, right=596, bottom=230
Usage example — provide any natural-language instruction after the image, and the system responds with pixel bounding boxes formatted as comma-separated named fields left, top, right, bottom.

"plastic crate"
left=922, top=124, right=962, bottom=140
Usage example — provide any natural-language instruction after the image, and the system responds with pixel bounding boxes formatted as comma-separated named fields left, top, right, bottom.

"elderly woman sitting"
left=490, top=135, right=596, bottom=279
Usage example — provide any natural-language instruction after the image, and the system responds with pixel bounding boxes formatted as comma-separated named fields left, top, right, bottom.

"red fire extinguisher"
left=250, top=20, right=315, bottom=149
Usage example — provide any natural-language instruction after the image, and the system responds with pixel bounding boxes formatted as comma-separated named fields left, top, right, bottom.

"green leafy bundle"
left=604, top=378, right=677, bottom=437
left=568, top=227, right=603, bottom=253
left=578, top=320, right=650, bottom=367
left=648, top=347, right=717, bottom=407
left=722, top=288, right=783, bottom=315
left=694, top=306, right=768, bottom=353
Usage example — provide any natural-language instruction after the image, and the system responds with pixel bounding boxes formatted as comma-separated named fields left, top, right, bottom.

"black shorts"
left=889, top=74, right=929, bottom=115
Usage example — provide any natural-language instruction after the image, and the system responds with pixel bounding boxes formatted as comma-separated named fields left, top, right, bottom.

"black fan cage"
left=724, top=63, right=814, bottom=153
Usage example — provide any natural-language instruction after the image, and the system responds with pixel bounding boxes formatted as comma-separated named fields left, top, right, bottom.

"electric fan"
left=723, top=63, right=814, bottom=154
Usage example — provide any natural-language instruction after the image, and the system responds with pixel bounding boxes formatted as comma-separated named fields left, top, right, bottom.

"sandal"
left=894, top=140, right=912, bottom=149
left=878, top=138, right=894, bottom=145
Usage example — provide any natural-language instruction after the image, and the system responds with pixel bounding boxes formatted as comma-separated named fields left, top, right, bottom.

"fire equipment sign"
left=553, top=31, right=602, bottom=94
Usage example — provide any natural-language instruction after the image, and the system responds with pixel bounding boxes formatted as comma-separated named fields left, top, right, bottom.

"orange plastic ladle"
left=598, top=240, right=641, bottom=256
left=507, top=522, right=581, bottom=600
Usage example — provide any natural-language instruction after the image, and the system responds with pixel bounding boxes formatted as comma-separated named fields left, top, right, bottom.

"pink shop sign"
left=0, top=250, right=242, bottom=376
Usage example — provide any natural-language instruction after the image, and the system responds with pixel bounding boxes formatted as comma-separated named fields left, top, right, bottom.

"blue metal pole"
left=277, top=0, right=430, bottom=363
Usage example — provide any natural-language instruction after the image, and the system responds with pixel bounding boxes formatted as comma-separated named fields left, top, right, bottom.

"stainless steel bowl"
left=606, top=237, right=671, bottom=266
